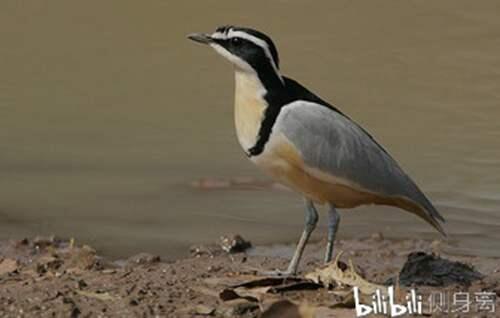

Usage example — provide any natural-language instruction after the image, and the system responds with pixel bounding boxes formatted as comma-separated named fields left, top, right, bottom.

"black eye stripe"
left=212, top=38, right=241, bottom=46
left=212, top=26, right=280, bottom=69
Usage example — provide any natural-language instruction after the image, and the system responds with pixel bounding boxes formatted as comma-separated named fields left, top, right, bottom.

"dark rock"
left=76, top=279, right=87, bottom=290
left=390, top=252, right=484, bottom=287
left=129, top=298, right=139, bottom=306
left=36, top=256, right=63, bottom=274
left=219, top=235, right=252, bottom=254
left=70, top=306, right=81, bottom=318
left=32, top=235, right=63, bottom=250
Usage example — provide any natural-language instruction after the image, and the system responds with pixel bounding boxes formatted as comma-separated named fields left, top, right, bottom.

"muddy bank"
left=0, top=235, right=498, bottom=317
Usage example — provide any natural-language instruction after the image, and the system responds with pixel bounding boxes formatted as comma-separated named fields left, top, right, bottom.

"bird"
left=187, top=26, right=446, bottom=276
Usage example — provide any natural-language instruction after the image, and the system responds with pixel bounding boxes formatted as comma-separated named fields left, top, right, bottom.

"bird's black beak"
left=187, top=33, right=213, bottom=45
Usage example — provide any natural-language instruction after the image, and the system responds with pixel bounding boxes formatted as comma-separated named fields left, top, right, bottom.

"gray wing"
left=274, top=100, right=445, bottom=233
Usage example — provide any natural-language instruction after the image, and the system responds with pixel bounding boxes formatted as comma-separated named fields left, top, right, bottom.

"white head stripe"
left=210, top=29, right=283, bottom=82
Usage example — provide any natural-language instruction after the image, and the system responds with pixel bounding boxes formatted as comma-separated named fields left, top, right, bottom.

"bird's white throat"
left=233, top=70, right=268, bottom=152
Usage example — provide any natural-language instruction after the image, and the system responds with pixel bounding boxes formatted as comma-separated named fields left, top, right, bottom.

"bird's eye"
left=230, top=37, right=241, bottom=45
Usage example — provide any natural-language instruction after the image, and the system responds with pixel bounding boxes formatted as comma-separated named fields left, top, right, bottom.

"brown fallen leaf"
left=204, top=275, right=264, bottom=287
left=217, top=275, right=321, bottom=304
left=219, top=286, right=271, bottom=302
left=232, top=276, right=305, bottom=288
left=193, top=304, right=215, bottom=316
left=268, top=281, right=321, bottom=293
left=305, top=252, right=386, bottom=295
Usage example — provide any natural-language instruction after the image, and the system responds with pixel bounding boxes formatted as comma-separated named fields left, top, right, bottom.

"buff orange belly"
left=253, top=134, right=407, bottom=209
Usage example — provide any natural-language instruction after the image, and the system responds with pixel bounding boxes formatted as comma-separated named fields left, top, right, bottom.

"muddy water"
left=1, top=1, right=499, bottom=259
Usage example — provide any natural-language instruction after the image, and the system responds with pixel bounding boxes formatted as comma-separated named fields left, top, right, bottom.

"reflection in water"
left=1, top=1, right=499, bottom=258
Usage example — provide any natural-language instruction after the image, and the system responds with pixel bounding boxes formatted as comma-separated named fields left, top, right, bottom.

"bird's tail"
left=415, top=191, right=447, bottom=237
left=399, top=184, right=447, bottom=237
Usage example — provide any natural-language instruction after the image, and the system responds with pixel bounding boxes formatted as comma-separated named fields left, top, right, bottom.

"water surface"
left=1, top=1, right=499, bottom=258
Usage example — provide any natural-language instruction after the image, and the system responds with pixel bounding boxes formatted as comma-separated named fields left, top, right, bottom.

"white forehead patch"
left=210, top=28, right=283, bottom=82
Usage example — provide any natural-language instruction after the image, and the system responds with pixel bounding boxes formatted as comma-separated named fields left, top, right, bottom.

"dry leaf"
left=193, top=304, right=215, bottom=315
left=306, top=252, right=386, bottom=295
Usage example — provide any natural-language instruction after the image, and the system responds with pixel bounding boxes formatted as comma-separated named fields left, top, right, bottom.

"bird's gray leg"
left=324, top=204, right=340, bottom=263
left=286, top=199, right=318, bottom=274
left=258, top=199, right=318, bottom=277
